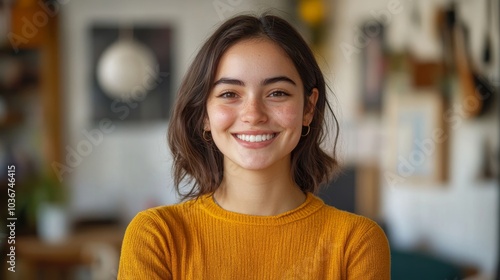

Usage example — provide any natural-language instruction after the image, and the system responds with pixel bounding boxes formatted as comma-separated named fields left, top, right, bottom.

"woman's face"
left=205, top=38, right=318, bottom=172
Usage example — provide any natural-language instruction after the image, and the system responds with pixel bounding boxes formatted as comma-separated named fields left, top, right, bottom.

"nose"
left=240, top=97, right=268, bottom=124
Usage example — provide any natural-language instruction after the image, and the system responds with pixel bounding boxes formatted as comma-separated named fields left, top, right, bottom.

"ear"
left=203, top=116, right=211, bottom=131
left=303, top=88, right=319, bottom=126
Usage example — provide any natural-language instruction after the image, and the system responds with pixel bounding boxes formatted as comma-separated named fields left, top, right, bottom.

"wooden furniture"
left=15, top=226, right=125, bottom=280
left=5, top=0, right=63, bottom=165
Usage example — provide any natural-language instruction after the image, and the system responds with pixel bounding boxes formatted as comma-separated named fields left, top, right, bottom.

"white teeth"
left=236, top=134, right=275, bottom=142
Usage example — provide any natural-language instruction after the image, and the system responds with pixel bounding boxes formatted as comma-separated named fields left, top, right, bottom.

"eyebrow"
left=213, top=76, right=297, bottom=87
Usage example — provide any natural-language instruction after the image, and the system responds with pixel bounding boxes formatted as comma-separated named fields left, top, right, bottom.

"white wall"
left=331, top=0, right=499, bottom=275
left=59, top=0, right=291, bottom=222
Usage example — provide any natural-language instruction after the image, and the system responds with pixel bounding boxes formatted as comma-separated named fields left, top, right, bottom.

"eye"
left=218, top=91, right=238, bottom=98
left=268, top=90, right=290, bottom=97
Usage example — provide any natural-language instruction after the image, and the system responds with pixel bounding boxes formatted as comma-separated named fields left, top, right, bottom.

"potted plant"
left=19, top=173, right=69, bottom=243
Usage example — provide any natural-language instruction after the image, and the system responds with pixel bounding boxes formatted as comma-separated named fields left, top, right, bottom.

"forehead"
left=214, top=38, right=302, bottom=86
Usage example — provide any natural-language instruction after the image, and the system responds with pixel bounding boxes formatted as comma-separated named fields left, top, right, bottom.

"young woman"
left=118, top=14, right=390, bottom=279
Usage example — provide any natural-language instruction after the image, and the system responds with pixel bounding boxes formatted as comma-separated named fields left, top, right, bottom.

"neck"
left=213, top=156, right=306, bottom=216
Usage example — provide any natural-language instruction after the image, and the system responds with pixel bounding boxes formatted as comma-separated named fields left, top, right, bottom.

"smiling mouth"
left=235, top=133, right=276, bottom=143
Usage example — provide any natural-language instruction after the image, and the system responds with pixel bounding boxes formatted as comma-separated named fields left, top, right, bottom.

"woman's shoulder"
left=131, top=198, right=202, bottom=225
left=310, top=197, right=389, bottom=255
left=124, top=199, right=203, bottom=237
left=322, top=204, right=378, bottom=225
left=311, top=195, right=385, bottom=236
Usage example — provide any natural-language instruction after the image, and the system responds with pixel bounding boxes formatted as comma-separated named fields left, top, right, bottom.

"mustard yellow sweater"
left=118, top=193, right=390, bottom=279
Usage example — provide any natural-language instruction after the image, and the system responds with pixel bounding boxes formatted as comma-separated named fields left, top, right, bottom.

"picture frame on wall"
left=385, top=89, right=448, bottom=185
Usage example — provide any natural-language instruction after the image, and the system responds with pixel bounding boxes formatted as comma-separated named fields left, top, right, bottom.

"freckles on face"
left=274, top=106, right=302, bottom=128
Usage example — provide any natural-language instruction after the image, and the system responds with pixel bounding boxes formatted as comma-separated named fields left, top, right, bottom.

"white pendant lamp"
left=96, top=27, right=158, bottom=101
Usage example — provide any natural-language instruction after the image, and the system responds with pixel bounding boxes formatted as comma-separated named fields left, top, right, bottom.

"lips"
left=235, top=133, right=276, bottom=143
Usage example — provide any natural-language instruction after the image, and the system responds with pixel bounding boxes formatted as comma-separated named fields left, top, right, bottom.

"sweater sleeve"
left=347, top=223, right=391, bottom=280
left=118, top=210, right=172, bottom=280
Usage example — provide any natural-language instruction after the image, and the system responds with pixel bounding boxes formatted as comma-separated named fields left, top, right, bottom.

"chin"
left=238, top=162, right=272, bottom=171
left=226, top=158, right=273, bottom=171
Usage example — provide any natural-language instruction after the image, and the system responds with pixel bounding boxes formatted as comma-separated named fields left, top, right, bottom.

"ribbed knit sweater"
left=118, top=192, right=390, bottom=279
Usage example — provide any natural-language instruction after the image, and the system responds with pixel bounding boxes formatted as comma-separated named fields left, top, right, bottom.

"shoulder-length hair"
left=168, top=14, right=339, bottom=200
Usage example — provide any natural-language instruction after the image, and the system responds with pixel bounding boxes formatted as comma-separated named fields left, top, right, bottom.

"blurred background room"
left=0, top=0, right=498, bottom=279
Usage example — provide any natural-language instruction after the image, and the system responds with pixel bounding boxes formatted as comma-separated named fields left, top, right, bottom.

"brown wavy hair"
left=168, top=14, right=339, bottom=200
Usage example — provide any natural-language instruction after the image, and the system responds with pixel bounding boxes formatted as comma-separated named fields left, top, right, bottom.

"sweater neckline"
left=198, top=192, right=325, bottom=226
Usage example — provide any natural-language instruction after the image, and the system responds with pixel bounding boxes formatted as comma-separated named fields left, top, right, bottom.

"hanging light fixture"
left=96, top=26, right=158, bottom=101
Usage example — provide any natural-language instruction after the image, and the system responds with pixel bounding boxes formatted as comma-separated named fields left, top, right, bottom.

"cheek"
left=273, top=105, right=304, bottom=128
left=207, top=106, right=235, bottom=130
